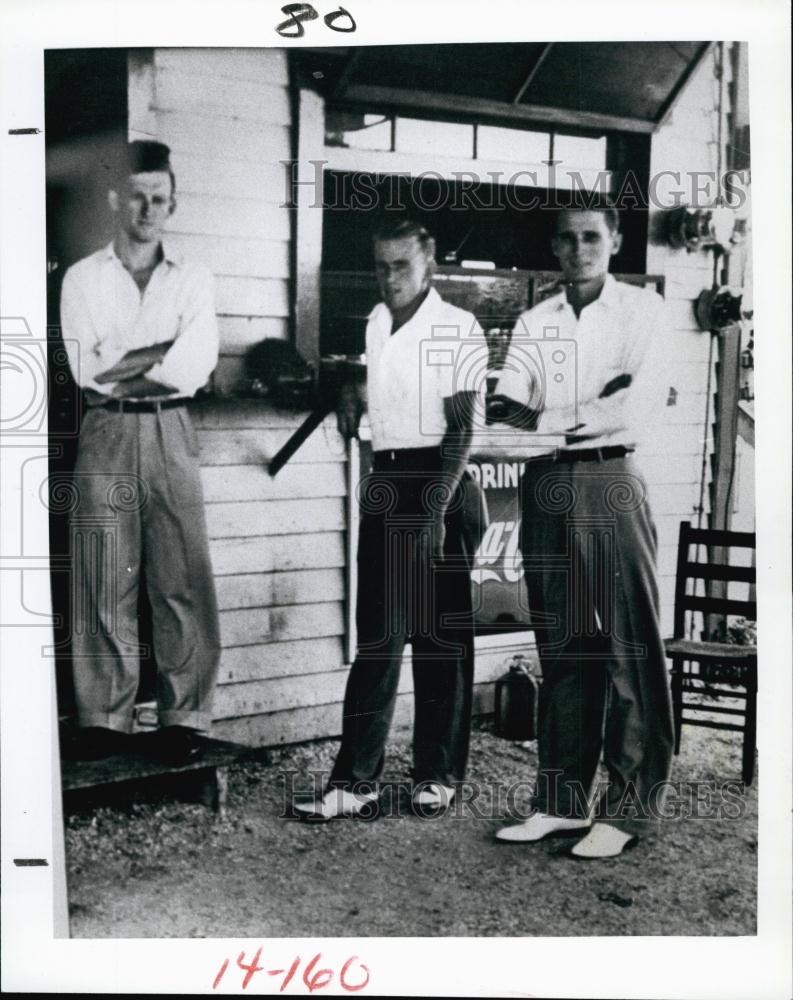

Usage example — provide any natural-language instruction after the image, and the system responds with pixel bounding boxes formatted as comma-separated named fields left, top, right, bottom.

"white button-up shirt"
left=494, top=275, right=667, bottom=455
left=60, top=241, right=219, bottom=399
left=365, top=287, right=486, bottom=452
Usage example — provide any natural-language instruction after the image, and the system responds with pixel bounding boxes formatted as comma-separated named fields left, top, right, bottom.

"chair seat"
left=664, top=638, right=756, bottom=661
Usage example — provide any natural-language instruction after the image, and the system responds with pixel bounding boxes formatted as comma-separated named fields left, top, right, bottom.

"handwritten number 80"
left=276, top=3, right=357, bottom=37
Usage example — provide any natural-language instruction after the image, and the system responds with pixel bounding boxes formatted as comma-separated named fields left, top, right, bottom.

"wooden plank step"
left=60, top=734, right=263, bottom=791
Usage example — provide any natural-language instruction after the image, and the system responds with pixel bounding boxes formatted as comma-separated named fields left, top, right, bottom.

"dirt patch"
left=64, top=720, right=757, bottom=938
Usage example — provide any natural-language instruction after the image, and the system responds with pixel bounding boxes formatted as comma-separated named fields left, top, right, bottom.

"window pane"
left=553, top=134, right=607, bottom=171
left=325, top=111, right=392, bottom=151
left=395, top=117, right=474, bottom=158
left=477, top=125, right=550, bottom=163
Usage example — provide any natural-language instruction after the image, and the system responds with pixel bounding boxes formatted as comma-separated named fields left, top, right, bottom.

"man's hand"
left=336, top=381, right=363, bottom=440
left=486, top=394, right=541, bottom=430
left=111, top=375, right=178, bottom=398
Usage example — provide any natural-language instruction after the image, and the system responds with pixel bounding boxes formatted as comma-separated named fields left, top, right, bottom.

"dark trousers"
left=521, top=454, right=674, bottom=835
left=70, top=405, right=221, bottom=733
left=330, top=448, right=476, bottom=788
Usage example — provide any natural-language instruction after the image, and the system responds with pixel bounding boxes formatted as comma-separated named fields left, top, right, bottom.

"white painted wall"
left=644, top=44, right=753, bottom=633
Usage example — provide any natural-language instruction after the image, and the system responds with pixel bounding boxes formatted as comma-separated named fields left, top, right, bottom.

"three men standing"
left=61, top=141, right=221, bottom=764
left=61, top=146, right=672, bottom=859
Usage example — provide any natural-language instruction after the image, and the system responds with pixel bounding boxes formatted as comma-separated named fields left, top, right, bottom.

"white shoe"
left=411, top=782, right=455, bottom=815
left=495, top=812, right=591, bottom=843
left=570, top=823, right=638, bottom=859
left=293, top=788, right=379, bottom=821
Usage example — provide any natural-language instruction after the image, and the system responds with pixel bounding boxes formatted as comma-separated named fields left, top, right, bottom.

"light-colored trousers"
left=70, top=405, right=220, bottom=733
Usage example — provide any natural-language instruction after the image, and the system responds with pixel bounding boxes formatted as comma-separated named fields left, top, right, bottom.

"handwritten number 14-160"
left=276, top=4, right=356, bottom=37
left=213, top=950, right=370, bottom=992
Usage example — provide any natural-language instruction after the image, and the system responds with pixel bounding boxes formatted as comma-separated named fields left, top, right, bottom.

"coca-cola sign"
left=467, top=459, right=532, bottom=633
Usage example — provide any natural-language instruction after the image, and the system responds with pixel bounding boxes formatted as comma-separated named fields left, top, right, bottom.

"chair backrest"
left=672, top=521, right=757, bottom=640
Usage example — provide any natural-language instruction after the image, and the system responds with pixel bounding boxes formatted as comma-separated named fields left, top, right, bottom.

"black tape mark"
left=8, top=128, right=42, bottom=135
left=13, top=858, right=49, bottom=866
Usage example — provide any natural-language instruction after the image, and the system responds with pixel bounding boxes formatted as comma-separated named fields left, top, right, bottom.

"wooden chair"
left=665, top=521, right=757, bottom=784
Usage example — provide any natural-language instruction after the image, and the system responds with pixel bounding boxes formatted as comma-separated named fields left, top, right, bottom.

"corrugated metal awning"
left=293, top=41, right=712, bottom=134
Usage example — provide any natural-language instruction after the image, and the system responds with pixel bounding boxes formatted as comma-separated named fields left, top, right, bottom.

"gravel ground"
left=64, top=719, right=757, bottom=938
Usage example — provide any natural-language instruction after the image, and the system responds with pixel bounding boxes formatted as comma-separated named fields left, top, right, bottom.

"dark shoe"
left=61, top=726, right=130, bottom=761
left=154, top=726, right=205, bottom=766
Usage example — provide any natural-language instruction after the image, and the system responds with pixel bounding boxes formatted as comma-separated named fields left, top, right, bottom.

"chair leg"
left=742, top=665, right=757, bottom=786
left=670, top=659, right=683, bottom=755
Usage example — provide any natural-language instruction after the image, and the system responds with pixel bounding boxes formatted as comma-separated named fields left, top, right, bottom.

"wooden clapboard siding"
left=212, top=639, right=529, bottom=746
left=217, top=317, right=291, bottom=355
left=220, top=602, right=345, bottom=648
left=172, top=193, right=291, bottom=243
left=645, top=44, right=742, bottom=634
left=206, top=498, right=345, bottom=539
left=214, top=698, right=412, bottom=748
left=147, top=48, right=292, bottom=400
left=171, top=156, right=288, bottom=203
left=154, top=47, right=289, bottom=84
left=210, top=531, right=345, bottom=576
left=194, top=399, right=326, bottom=430
left=156, top=111, right=291, bottom=165
left=220, top=636, right=345, bottom=685
left=641, top=452, right=701, bottom=488
left=165, top=234, right=290, bottom=281
left=215, top=683, right=500, bottom=747
left=214, top=276, right=290, bottom=317
left=202, top=462, right=346, bottom=502
left=216, top=569, right=345, bottom=612
left=155, top=69, right=291, bottom=124
left=198, top=426, right=346, bottom=466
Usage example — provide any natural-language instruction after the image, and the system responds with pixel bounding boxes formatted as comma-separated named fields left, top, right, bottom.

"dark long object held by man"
left=268, top=356, right=365, bottom=477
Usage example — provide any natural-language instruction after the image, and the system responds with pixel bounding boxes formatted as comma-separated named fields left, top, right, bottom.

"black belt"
left=372, top=446, right=442, bottom=471
left=95, top=397, right=187, bottom=413
left=529, top=445, right=634, bottom=465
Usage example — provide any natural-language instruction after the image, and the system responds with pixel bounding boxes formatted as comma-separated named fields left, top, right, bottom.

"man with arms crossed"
left=61, top=141, right=220, bottom=765
left=295, top=217, right=484, bottom=820
left=493, top=198, right=674, bottom=858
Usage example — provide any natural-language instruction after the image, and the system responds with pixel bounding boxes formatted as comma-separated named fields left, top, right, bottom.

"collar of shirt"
left=545, top=273, right=621, bottom=315
left=367, top=285, right=443, bottom=338
left=100, top=240, right=184, bottom=270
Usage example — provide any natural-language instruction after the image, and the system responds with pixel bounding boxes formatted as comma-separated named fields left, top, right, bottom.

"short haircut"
left=371, top=216, right=435, bottom=253
left=112, top=141, right=176, bottom=194
left=557, top=193, right=620, bottom=234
